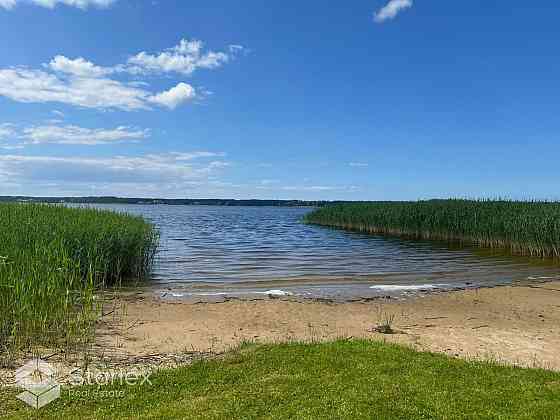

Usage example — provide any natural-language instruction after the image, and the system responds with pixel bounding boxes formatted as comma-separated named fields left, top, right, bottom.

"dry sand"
left=97, top=281, right=560, bottom=371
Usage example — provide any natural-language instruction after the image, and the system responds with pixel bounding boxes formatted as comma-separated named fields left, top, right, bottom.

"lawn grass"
left=1, top=340, right=559, bottom=419
left=305, top=200, right=560, bottom=259
left=0, top=203, right=158, bottom=365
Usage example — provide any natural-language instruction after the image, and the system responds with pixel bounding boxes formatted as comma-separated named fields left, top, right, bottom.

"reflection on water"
left=82, top=204, right=560, bottom=299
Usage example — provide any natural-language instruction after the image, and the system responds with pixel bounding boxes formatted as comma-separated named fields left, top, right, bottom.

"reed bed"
left=305, top=200, right=560, bottom=258
left=0, top=203, right=158, bottom=365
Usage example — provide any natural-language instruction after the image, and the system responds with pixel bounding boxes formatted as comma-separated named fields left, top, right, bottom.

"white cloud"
left=0, top=123, right=23, bottom=150
left=21, top=124, right=149, bottom=145
left=126, top=38, right=242, bottom=76
left=0, top=152, right=225, bottom=174
left=349, top=162, right=369, bottom=167
left=0, top=152, right=229, bottom=196
left=0, top=38, right=243, bottom=111
left=281, top=185, right=338, bottom=192
left=32, top=0, right=114, bottom=8
left=1, top=121, right=150, bottom=146
left=148, top=82, right=196, bottom=109
left=0, top=0, right=115, bottom=9
left=0, top=68, right=195, bottom=111
left=0, top=123, right=16, bottom=139
left=170, top=151, right=224, bottom=161
left=0, top=0, right=17, bottom=9
left=374, top=0, right=413, bottom=23
left=0, top=150, right=364, bottom=198
left=48, top=55, right=112, bottom=77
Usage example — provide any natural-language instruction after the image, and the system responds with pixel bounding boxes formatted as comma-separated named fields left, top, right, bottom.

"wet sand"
left=97, top=281, right=560, bottom=371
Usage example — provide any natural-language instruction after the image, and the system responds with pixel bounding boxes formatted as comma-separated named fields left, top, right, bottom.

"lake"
left=86, top=204, right=560, bottom=300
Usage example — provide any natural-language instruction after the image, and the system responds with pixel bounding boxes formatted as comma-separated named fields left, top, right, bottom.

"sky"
left=1, top=0, right=559, bottom=200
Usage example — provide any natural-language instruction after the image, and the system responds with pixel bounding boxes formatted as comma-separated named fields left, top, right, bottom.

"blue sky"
left=1, top=0, right=559, bottom=200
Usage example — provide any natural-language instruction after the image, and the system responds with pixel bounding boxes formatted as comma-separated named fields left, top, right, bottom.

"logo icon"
left=15, top=359, right=61, bottom=409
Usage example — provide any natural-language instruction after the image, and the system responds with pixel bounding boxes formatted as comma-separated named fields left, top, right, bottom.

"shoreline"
left=96, top=279, right=560, bottom=371
left=2, top=279, right=559, bottom=388
left=123, top=270, right=560, bottom=305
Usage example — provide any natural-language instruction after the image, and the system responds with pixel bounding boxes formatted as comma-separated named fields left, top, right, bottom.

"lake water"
left=88, top=204, right=560, bottom=300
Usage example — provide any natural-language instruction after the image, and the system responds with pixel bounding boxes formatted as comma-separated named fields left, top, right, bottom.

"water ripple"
left=82, top=205, right=560, bottom=298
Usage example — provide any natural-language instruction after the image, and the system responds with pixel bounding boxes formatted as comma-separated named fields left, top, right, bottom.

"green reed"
left=0, top=203, right=158, bottom=366
left=305, top=199, right=560, bottom=259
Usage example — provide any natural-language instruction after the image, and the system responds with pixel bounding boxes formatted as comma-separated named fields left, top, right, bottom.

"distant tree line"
left=0, top=196, right=343, bottom=207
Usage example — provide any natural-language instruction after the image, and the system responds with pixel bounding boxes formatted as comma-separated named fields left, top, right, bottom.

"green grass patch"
left=305, top=200, right=560, bottom=258
left=1, top=340, right=559, bottom=419
left=0, top=203, right=158, bottom=365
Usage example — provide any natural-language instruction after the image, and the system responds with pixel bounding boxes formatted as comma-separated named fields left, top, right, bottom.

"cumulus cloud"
left=374, top=0, right=413, bottom=23
left=0, top=38, right=242, bottom=111
left=20, top=124, right=149, bottom=145
left=148, top=82, right=196, bottom=109
left=126, top=38, right=242, bottom=76
left=0, top=68, right=194, bottom=111
left=0, top=0, right=115, bottom=9
left=48, top=55, right=112, bottom=77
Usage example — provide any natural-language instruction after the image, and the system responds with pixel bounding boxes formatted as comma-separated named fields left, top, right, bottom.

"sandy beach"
left=97, top=280, right=560, bottom=371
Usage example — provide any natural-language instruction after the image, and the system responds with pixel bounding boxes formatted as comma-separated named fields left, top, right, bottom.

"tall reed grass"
left=0, top=203, right=158, bottom=366
left=305, top=200, right=560, bottom=258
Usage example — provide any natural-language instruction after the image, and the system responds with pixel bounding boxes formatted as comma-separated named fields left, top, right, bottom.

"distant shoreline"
left=0, top=196, right=333, bottom=207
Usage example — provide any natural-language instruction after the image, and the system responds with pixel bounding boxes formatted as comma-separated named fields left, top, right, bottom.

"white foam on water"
left=189, top=292, right=229, bottom=296
left=369, top=284, right=449, bottom=291
left=162, top=291, right=229, bottom=297
left=256, top=289, right=293, bottom=296
left=527, top=276, right=558, bottom=280
left=165, top=290, right=294, bottom=297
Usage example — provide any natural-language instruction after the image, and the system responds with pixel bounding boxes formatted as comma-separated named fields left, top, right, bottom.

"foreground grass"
left=2, top=340, right=559, bottom=419
left=305, top=200, right=560, bottom=258
left=0, top=203, right=158, bottom=364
